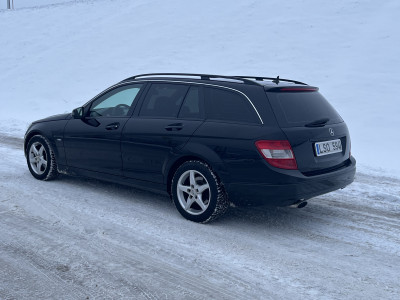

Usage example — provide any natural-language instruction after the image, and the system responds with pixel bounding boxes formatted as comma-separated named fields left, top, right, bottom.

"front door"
left=63, top=83, right=144, bottom=176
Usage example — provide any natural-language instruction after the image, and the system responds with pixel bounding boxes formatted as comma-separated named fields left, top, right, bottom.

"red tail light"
left=255, top=140, right=298, bottom=170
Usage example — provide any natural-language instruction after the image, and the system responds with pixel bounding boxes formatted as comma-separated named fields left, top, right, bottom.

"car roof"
left=119, top=73, right=310, bottom=91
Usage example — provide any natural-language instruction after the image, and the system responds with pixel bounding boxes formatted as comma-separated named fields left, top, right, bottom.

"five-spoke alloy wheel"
left=172, top=161, right=229, bottom=223
left=26, top=135, right=58, bottom=181
left=176, top=169, right=211, bottom=216
left=29, top=142, right=48, bottom=175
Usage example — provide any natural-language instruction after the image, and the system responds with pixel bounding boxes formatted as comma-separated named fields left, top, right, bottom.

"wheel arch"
left=24, top=128, right=61, bottom=165
left=165, top=145, right=229, bottom=195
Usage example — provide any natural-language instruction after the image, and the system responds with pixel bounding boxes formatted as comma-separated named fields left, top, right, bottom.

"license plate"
left=315, top=139, right=342, bottom=156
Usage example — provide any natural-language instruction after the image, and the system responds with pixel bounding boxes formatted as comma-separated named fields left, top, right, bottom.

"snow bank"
left=0, top=0, right=399, bottom=176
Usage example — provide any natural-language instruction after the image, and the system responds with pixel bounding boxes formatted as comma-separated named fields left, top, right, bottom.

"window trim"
left=83, top=80, right=264, bottom=124
left=125, top=80, right=264, bottom=124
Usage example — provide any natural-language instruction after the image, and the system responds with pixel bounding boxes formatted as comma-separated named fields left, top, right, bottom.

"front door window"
left=89, top=84, right=143, bottom=117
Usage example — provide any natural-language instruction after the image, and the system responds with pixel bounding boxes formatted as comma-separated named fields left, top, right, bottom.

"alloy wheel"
left=29, top=142, right=48, bottom=175
left=176, top=170, right=211, bottom=215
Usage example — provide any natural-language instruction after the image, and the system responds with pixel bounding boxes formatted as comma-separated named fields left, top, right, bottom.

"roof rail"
left=122, top=73, right=263, bottom=86
left=235, top=75, right=307, bottom=85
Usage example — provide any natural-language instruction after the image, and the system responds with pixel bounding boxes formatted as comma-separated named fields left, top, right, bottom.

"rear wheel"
left=26, top=135, right=58, bottom=181
left=171, top=161, right=229, bottom=223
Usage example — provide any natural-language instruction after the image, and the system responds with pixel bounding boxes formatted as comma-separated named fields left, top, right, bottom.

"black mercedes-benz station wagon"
left=25, top=73, right=356, bottom=223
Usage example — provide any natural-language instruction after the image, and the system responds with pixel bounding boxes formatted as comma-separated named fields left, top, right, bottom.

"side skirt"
left=59, top=165, right=169, bottom=196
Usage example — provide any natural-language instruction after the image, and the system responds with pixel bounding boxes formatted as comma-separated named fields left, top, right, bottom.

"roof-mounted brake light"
left=279, top=88, right=318, bottom=92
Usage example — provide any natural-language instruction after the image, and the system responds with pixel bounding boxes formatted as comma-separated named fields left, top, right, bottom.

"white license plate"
left=315, top=139, right=342, bottom=156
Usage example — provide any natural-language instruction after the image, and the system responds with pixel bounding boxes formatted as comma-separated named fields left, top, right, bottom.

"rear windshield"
left=266, top=91, right=343, bottom=128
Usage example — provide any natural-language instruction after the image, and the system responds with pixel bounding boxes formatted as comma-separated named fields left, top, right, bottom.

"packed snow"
left=1, top=135, right=399, bottom=299
left=0, top=0, right=399, bottom=299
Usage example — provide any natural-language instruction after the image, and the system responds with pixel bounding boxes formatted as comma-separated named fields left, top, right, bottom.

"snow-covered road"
left=0, top=137, right=399, bottom=299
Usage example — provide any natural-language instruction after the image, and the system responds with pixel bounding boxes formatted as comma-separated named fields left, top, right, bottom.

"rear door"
left=186, top=86, right=266, bottom=183
left=122, top=83, right=204, bottom=183
left=266, top=88, right=351, bottom=174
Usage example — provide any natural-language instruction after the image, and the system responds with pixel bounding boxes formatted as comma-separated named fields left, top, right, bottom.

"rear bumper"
left=227, top=156, right=356, bottom=206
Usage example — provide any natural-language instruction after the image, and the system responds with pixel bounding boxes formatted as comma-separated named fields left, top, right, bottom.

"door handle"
left=105, top=122, right=120, bottom=130
left=165, top=123, right=183, bottom=131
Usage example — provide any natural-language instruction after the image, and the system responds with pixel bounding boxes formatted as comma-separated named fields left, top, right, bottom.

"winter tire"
left=172, top=160, right=229, bottom=223
left=26, top=135, right=58, bottom=181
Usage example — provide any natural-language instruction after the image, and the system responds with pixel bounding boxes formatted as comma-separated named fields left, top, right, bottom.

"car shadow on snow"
left=220, top=204, right=313, bottom=228
left=55, top=174, right=175, bottom=209
left=54, top=174, right=335, bottom=231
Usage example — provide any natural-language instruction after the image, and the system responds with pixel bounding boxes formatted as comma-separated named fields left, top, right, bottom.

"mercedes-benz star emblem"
left=329, top=128, right=334, bottom=136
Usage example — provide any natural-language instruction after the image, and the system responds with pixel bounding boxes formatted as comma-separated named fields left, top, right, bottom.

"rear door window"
left=139, top=83, right=189, bottom=118
left=204, top=87, right=259, bottom=124
left=266, top=91, right=343, bottom=128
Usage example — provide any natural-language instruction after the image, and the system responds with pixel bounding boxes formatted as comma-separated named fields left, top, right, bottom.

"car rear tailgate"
left=265, top=88, right=351, bottom=175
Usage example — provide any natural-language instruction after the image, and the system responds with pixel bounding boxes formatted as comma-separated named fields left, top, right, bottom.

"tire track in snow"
left=0, top=234, right=90, bottom=299
left=0, top=206, right=255, bottom=300
left=0, top=134, right=23, bottom=149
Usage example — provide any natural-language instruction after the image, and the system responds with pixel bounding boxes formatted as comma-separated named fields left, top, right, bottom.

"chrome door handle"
left=105, top=122, right=120, bottom=130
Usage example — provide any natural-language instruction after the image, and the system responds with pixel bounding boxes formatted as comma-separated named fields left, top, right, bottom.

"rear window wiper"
left=305, top=117, right=330, bottom=127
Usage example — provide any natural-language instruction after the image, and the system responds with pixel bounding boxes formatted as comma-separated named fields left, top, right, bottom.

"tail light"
left=255, top=140, right=298, bottom=170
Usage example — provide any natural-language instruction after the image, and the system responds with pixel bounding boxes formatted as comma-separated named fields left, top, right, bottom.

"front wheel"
left=26, top=135, right=58, bottom=181
left=171, top=161, right=229, bottom=223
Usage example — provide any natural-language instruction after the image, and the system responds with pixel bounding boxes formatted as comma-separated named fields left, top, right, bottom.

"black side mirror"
left=72, top=107, right=84, bottom=119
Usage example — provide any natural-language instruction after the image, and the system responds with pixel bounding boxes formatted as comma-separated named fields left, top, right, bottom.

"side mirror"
left=72, top=107, right=84, bottom=119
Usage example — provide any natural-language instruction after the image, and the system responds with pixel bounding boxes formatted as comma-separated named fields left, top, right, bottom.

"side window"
left=89, top=84, right=143, bottom=117
left=178, top=86, right=204, bottom=119
left=139, top=83, right=189, bottom=118
left=204, top=87, right=259, bottom=124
